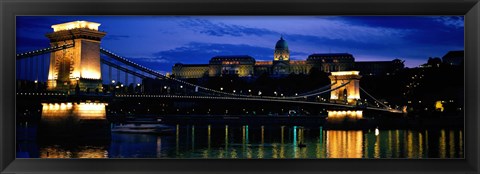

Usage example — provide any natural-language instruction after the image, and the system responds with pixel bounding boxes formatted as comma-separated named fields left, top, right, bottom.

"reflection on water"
left=326, top=131, right=363, bottom=158
left=17, top=124, right=464, bottom=159
left=40, top=145, right=108, bottom=158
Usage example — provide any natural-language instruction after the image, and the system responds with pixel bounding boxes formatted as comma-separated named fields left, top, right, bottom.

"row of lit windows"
left=309, top=56, right=353, bottom=59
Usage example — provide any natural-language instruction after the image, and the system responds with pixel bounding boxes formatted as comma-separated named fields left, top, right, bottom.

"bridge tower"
left=46, top=21, right=106, bottom=93
left=329, top=71, right=362, bottom=105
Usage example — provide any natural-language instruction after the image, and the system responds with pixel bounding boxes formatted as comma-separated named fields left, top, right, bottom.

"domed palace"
left=172, top=36, right=404, bottom=78
left=274, top=36, right=290, bottom=61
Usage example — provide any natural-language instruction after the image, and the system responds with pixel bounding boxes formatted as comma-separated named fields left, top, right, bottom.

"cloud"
left=178, top=18, right=277, bottom=37
left=16, top=16, right=464, bottom=70
left=432, top=16, right=464, bottom=28
left=127, top=56, right=170, bottom=63
left=146, top=42, right=316, bottom=72
left=178, top=17, right=412, bottom=45
left=104, top=42, right=279, bottom=73
left=153, top=42, right=275, bottom=63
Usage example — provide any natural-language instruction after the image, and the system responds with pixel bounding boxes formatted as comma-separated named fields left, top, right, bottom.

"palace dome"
left=275, top=36, right=288, bottom=50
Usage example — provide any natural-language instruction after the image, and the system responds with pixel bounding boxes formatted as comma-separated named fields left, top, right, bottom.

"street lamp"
left=112, top=80, right=115, bottom=84
left=180, top=85, right=183, bottom=89
left=220, top=87, right=223, bottom=91
left=258, top=91, right=262, bottom=95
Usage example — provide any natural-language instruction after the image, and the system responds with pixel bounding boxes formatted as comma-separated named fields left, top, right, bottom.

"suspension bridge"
left=16, top=20, right=402, bottom=117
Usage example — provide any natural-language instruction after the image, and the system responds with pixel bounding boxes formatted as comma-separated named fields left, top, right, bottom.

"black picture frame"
left=1, top=0, right=479, bottom=173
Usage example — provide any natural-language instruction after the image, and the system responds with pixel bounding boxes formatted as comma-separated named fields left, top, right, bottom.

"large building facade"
left=172, top=36, right=401, bottom=78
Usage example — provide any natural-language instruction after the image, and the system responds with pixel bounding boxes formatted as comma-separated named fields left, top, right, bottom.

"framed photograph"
left=1, top=0, right=479, bottom=173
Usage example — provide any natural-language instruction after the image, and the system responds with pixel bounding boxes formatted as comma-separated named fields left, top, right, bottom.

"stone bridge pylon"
left=46, top=21, right=106, bottom=93
left=329, top=71, right=362, bottom=105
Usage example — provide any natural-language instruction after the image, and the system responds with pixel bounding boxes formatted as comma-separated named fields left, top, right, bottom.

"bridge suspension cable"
left=359, top=86, right=392, bottom=110
left=295, top=82, right=336, bottom=96
left=100, top=59, right=150, bottom=79
left=16, top=44, right=74, bottom=59
left=100, top=47, right=342, bottom=99
left=16, top=46, right=401, bottom=113
left=100, top=48, right=165, bottom=78
left=100, top=48, right=399, bottom=113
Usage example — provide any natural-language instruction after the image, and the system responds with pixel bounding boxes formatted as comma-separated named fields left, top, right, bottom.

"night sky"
left=17, top=16, right=464, bottom=74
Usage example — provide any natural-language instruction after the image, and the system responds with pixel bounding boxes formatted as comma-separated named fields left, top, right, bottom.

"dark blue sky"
left=17, top=16, right=464, bottom=74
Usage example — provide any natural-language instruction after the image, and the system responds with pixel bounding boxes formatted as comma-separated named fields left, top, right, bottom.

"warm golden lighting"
left=221, top=61, right=240, bottom=65
left=76, top=103, right=106, bottom=118
left=77, top=148, right=108, bottom=158
left=46, top=21, right=105, bottom=92
left=435, top=101, right=444, bottom=112
left=52, top=21, right=100, bottom=32
left=327, top=110, right=363, bottom=119
left=326, top=131, right=363, bottom=158
left=80, top=70, right=101, bottom=79
left=402, top=106, right=408, bottom=113
left=42, top=102, right=106, bottom=120
left=330, top=71, right=360, bottom=76
left=347, top=94, right=360, bottom=99
left=255, top=61, right=273, bottom=65
left=40, top=146, right=107, bottom=158
left=329, top=71, right=361, bottom=104
left=439, top=129, right=446, bottom=158
left=290, top=60, right=307, bottom=65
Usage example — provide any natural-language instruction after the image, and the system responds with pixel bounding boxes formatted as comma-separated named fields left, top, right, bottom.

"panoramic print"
left=16, top=16, right=464, bottom=158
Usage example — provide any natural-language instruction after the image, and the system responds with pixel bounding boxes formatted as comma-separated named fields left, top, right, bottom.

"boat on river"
left=111, top=123, right=175, bottom=135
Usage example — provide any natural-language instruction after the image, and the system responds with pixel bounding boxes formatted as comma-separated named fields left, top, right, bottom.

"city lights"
left=16, top=17, right=464, bottom=160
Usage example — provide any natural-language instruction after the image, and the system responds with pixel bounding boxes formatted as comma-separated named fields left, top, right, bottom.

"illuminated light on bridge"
left=46, top=21, right=105, bottom=93
left=51, top=21, right=101, bottom=32
left=41, top=102, right=106, bottom=120
left=330, top=71, right=360, bottom=76
left=17, top=92, right=65, bottom=96
left=80, top=70, right=101, bottom=80
left=17, top=21, right=401, bottom=114
left=327, top=110, right=363, bottom=120
left=329, top=71, right=361, bottom=105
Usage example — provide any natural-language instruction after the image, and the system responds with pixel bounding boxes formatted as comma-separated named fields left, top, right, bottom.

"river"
left=16, top=123, right=463, bottom=159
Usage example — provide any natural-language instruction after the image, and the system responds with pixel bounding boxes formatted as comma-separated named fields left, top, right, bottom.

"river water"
left=17, top=124, right=463, bottom=159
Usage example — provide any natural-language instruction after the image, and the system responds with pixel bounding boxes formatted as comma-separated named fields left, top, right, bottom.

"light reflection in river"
left=39, top=145, right=108, bottom=158
left=18, top=124, right=464, bottom=159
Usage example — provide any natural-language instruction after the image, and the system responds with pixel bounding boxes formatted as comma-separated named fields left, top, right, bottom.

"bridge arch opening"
left=329, top=71, right=361, bottom=105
